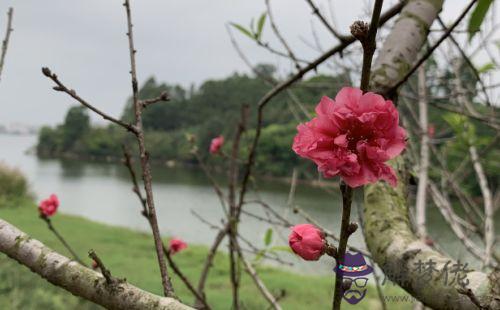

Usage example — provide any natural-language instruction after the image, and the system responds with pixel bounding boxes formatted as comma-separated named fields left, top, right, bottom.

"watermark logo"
left=334, top=252, right=373, bottom=305
left=334, top=252, right=472, bottom=305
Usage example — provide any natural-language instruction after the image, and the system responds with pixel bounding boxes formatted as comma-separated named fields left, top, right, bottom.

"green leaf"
left=264, top=228, right=273, bottom=246
left=477, top=62, right=495, bottom=74
left=257, top=12, right=267, bottom=40
left=230, top=22, right=255, bottom=40
left=253, top=249, right=266, bottom=264
left=468, top=0, right=494, bottom=41
left=269, top=246, right=292, bottom=253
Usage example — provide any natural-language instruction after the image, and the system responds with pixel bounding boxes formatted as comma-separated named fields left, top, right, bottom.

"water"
left=0, top=133, right=485, bottom=273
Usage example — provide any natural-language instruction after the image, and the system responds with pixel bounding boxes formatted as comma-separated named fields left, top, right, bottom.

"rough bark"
left=363, top=0, right=500, bottom=309
left=0, top=219, right=193, bottom=310
left=371, top=0, right=443, bottom=95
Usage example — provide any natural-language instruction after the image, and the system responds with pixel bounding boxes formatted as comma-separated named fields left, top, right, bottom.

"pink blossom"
left=209, top=135, right=224, bottom=154
left=292, top=87, right=406, bottom=187
left=288, top=224, right=325, bottom=261
left=427, top=124, right=435, bottom=138
left=169, top=238, right=188, bottom=255
left=38, top=194, right=59, bottom=217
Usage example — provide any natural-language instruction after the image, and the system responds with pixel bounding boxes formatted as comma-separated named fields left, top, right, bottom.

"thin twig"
left=122, top=147, right=209, bottom=307
left=415, top=65, right=429, bottom=240
left=354, top=202, right=386, bottom=310
left=140, top=91, right=169, bottom=108
left=42, top=216, right=86, bottom=266
left=304, top=0, right=349, bottom=42
left=41, top=67, right=134, bottom=131
left=88, top=249, right=113, bottom=284
left=388, top=0, right=479, bottom=94
left=333, top=2, right=383, bottom=309
left=235, top=240, right=282, bottom=310
left=123, top=0, right=174, bottom=297
left=0, top=7, right=13, bottom=83
left=228, top=105, right=249, bottom=310
left=437, top=16, right=492, bottom=107
left=195, top=226, right=228, bottom=307
left=122, top=146, right=148, bottom=217
left=332, top=183, right=354, bottom=310
left=265, top=0, right=302, bottom=70
left=162, top=245, right=210, bottom=309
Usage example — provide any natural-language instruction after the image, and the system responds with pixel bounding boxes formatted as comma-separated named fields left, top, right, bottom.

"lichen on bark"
left=362, top=0, right=500, bottom=308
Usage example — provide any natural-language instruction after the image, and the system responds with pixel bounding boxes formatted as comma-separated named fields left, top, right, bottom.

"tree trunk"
left=362, top=1, right=500, bottom=309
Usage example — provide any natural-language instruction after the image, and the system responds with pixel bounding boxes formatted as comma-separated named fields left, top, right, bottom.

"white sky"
left=0, top=0, right=495, bottom=126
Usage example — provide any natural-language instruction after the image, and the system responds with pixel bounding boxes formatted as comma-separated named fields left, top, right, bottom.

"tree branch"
left=0, top=219, right=192, bottom=310
left=123, top=0, right=175, bottom=297
left=363, top=0, right=499, bottom=308
left=41, top=67, right=134, bottom=132
left=0, top=7, right=13, bottom=83
left=304, top=0, right=349, bottom=42
left=386, top=0, right=478, bottom=95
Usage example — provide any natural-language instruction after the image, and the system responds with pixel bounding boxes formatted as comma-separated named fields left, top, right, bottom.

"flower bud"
left=169, top=238, right=188, bottom=255
left=209, top=135, right=224, bottom=154
left=38, top=194, right=59, bottom=217
left=288, top=224, right=326, bottom=261
left=347, top=222, right=358, bottom=235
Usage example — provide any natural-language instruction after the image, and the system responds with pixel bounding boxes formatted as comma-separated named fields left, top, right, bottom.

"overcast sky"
left=0, top=0, right=493, bottom=126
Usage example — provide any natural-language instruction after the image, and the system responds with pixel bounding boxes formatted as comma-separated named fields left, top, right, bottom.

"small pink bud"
left=288, top=224, right=325, bottom=261
left=209, top=136, right=224, bottom=154
left=38, top=194, right=59, bottom=217
left=169, top=238, right=188, bottom=255
left=427, top=124, right=435, bottom=138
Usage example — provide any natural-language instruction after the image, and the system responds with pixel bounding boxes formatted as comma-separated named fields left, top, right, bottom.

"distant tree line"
left=37, top=63, right=499, bottom=197
left=37, top=65, right=349, bottom=177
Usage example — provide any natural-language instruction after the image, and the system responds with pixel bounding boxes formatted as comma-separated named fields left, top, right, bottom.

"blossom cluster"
left=292, top=87, right=406, bottom=187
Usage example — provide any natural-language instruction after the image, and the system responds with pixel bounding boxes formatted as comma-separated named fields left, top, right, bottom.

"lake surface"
left=0, top=133, right=486, bottom=273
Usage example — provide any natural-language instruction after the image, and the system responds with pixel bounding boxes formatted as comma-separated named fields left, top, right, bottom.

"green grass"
left=0, top=200, right=412, bottom=309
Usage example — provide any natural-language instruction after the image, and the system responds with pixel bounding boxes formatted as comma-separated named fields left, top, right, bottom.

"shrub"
left=0, top=162, right=29, bottom=207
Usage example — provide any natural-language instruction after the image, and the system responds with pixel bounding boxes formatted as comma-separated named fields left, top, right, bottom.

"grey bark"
left=363, top=0, right=499, bottom=309
left=0, top=218, right=193, bottom=310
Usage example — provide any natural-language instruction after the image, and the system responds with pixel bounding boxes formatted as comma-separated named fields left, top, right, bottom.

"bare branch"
left=0, top=7, right=13, bottom=83
left=236, top=243, right=283, bottom=310
left=41, top=216, right=86, bottom=266
left=122, top=148, right=210, bottom=308
left=123, top=0, right=174, bottom=297
left=195, top=226, right=228, bottom=307
left=388, top=0, right=479, bottom=95
left=304, top=0, right=349, bottom=42
left=41, top=67, right=134, bottom=131
left=88, top=249, right=114, bottom=285
left=415, top=65, right=429, bottom=240
left=437, top=16, right=492, bottom=107
left=469, top=146, right=495, bottom=268
left=265, top=0, right=302, bottom=70
left=140, top=91, right=169, bottom=108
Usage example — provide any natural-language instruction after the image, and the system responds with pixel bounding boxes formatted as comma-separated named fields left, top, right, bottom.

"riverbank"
left=0, top=200, right=410, bottom=309
left=36, top=151, right=339, bottom=189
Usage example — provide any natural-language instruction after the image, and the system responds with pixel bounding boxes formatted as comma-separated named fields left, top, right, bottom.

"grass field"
left=0, top=199, right=412, bottom=309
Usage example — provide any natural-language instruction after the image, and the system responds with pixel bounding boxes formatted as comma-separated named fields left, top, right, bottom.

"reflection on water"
left=0, top=133, right=489, bottom=273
